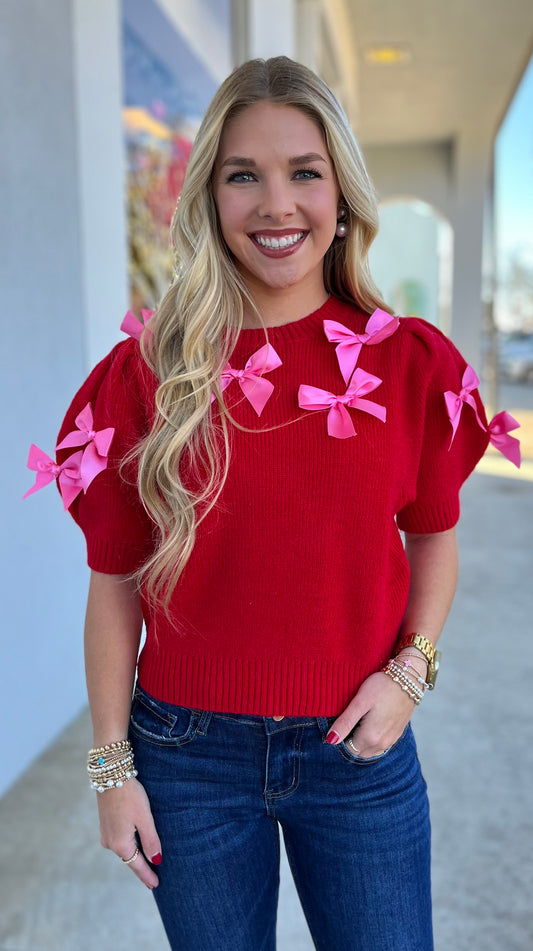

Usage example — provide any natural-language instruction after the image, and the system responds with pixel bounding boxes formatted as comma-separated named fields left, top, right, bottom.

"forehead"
left=217, top=101, right=329, bottom=159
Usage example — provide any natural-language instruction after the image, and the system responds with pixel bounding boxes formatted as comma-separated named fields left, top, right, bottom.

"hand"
left=97, top=778, right=162, bottom=889
left=327, top=670, right=416, bottom=757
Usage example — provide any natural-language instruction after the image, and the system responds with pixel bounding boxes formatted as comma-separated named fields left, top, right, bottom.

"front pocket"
left=129, top=690, right=198, bottom=747
left=336, top=725, right=410, bottom=766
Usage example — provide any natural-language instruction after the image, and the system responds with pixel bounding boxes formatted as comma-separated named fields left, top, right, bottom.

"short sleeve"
left=396, top=318, right=490, bottom=534
left=56, top=338, right=157, bottom=573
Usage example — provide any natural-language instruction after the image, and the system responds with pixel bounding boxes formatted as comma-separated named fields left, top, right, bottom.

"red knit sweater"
left=56, top=297, right=489, bottom=716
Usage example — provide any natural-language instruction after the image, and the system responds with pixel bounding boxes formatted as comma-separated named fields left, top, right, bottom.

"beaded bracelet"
left=382, top=659, right=425, bottom=705
left=87, top=739, right=138, bottom=793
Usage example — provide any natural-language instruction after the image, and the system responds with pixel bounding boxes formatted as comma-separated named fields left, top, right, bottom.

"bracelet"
left=382, top=659, right=425, bottom=705
left=399, top=658, right=430, bottom=688
left=87, top=739, right=138, bottom=793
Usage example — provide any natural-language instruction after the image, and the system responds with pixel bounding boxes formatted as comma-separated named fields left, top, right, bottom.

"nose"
left=257, top=175, right=296, bottom=221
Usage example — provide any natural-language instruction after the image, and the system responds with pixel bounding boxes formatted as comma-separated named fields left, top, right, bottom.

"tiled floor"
left=1, top=469, right=532, bottom=951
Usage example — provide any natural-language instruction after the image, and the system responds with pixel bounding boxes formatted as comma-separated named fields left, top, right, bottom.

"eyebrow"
left=220, top=152, right=328, bottom=168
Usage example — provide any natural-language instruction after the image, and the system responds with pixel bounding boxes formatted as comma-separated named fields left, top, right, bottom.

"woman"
left=28, top=57, right=512, bottom=950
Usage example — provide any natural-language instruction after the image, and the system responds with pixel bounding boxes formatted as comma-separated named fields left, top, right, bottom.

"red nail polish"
left=326, top=730, right=340, bottom=745
left=151, top=852, right=162, bottom=865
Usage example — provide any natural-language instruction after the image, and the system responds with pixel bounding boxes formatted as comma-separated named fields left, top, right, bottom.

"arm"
left=85, top=569, right=161, bottom=888
left=328, top=527, right=458, bottom=754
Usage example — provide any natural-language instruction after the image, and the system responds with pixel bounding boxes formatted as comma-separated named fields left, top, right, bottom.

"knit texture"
left=57, top=298, right=489, bottom=716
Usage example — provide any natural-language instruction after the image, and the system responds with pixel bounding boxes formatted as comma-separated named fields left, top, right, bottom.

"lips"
left=249, top=230, right=307, bottom=256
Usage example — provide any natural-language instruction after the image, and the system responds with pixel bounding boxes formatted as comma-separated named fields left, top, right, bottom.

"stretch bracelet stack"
left=382, top=658, right=426, bottom=705
left=87, top=739, right=138, bottom=793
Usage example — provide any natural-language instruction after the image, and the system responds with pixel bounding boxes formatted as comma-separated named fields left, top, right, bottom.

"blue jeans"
left=129, top=685, right=433, bottom=951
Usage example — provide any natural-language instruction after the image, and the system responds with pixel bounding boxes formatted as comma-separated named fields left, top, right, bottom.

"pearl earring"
left=335, top=221, right=347, bottom=238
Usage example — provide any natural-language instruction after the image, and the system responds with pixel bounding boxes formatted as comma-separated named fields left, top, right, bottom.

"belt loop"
left=196, top=710, right=213, bottom=735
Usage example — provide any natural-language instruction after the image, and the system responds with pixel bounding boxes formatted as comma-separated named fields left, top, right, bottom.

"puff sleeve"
left=396, top=318, right=490, bottom=534
left=56, top=338, right=157, bottom=573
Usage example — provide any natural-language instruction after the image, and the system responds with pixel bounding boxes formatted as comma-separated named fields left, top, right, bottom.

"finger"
left=326, top=693, right=368, bottom=745
left=137, top=813, right=163, bottom=870
left=118, top=839, right=160, bottom=889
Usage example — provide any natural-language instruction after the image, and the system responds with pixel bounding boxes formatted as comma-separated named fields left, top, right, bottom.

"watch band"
left=394, top=633, right=441, bottom=689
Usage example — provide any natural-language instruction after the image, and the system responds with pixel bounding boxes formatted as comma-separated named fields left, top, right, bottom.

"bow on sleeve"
left=120, top=309, right=155, bottom=341
left=323, top=309, right=400, bottom=384
left=444, top=365, right=486, bottom=448
left=487, top=411, right=521, bottom=468
left=23, top=445, right=84, bottom=510
left=217, top=344, right=283, bottom=416
left=298, top=368, right=386, bottom=438
left=55, top=403, right=115, bottom=491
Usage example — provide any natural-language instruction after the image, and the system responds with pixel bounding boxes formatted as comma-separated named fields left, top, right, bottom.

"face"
left=213, top=102, right=340, bottom=307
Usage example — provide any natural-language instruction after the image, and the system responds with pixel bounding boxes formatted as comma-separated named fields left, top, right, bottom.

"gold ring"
left=347, top=738, right=360, bottom=754
left=121, top=846, right=140, bottom=866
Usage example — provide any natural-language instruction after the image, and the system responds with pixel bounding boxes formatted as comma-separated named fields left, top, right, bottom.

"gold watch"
left=395, top=633, right=441, bottom=689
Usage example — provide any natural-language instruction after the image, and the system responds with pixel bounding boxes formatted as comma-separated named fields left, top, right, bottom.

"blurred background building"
left=1, top=0, right=532, bottom=796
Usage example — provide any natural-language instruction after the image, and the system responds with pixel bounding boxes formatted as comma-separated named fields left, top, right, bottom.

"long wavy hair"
left=134, top=56, right=391, bottom=611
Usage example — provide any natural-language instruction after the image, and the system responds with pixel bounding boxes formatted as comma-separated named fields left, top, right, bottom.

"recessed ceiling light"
left=364, top=45, right=412, bottom=65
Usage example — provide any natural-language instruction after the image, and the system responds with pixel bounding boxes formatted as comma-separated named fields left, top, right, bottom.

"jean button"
left=272, top=715, right=284, bottom=722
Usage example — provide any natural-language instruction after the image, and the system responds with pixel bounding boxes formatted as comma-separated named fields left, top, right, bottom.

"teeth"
left=254, top=232, right=304, bottom=249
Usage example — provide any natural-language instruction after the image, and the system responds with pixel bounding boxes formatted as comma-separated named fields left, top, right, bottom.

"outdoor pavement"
left=1, top=384, right=532, bottom=951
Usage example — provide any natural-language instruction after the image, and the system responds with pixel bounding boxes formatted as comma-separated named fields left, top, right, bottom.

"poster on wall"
left=122, top=0, right=230, bottom=313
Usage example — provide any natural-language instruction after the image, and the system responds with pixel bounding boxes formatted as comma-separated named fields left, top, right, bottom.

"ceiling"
left=337, top=0, right=533, bottom=146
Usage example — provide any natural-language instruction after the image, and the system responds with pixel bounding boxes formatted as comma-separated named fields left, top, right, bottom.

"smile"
left=251, top=231, right=306, bottom=250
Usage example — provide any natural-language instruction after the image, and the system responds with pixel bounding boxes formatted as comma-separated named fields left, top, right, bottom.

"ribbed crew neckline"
left=236, top=296, right=365, bottom=347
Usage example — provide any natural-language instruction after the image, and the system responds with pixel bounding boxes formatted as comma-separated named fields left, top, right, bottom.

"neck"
left=241, top=284, right=330, bottom=329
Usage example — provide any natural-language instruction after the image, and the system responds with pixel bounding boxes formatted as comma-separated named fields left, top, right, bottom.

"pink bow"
left=323, top=309, right=400, bottom=384
left=298, top=368, right=386, bottom=438
left=444, top=365, right=486, bottom=447
left=23, top=445, right=84, bottom=510
left=219, top=344, right=282, bottom=416
left=120, top=309, right=155, bottom=341
left=488, top=411, right=521, bottom=468
left=55, top=403, right=115, bottom=491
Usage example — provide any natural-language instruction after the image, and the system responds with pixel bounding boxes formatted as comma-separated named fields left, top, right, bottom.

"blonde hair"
left=135, top=56, right=391, bottom=610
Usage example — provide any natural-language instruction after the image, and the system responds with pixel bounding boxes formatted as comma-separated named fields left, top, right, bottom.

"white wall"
left=1, top=0, right=88, bottom=796
left=0, top=0, right=126, bottom=797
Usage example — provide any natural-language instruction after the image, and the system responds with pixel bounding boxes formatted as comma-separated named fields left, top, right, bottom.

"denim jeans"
left=129, top=684, right=433, bottom=951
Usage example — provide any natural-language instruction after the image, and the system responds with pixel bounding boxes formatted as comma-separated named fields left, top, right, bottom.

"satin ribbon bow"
left=488, top=411, right=521, bottom=468
left=298, top=368, right=386, bottom=438
left=120, top=309, right=155, bottom=341
left=444, top=365, right=486, bottom=447
left=23, top=445, right=84, bottom=510
left=323, top=309, right=400, bottom=384
left=55, top=403, right=115, bottom=491
left=219, top=344, right=282, bottom=416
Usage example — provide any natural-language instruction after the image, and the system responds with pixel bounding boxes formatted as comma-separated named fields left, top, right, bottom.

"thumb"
left=136, top=809, right=162, bottom=866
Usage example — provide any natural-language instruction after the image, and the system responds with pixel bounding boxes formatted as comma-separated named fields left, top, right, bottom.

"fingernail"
left=326, top=730, right=340, bottom=745
left=151, top=852, right=162, bottom=865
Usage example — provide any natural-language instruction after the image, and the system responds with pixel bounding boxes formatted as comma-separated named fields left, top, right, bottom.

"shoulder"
left=397, top=316, right=469, bottom=384
left=57, top=337, right=157, bottom=449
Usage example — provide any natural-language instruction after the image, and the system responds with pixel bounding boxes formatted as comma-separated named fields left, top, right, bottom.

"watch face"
left=427, top=650, right=441, bottom=689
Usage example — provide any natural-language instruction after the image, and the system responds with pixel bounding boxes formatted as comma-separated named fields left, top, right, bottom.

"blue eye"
left=226, top=171, right=257, bottom=183
left=294, top=167, right=323, bottom=180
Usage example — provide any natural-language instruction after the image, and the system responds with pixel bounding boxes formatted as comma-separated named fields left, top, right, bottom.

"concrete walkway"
left=1, top=459, right=532, bottom=949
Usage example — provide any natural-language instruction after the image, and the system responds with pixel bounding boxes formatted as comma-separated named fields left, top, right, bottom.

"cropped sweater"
left=55, top=297, right=490, bottom=716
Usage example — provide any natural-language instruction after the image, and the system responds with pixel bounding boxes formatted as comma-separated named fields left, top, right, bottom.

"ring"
left=121, top=846, right=140, bottom=866
left=347, top=738, right=360, bottom=754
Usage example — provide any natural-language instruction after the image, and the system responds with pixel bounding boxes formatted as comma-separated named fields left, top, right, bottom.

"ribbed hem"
left=137, top=650, right=380, bottom=717
left=396, top=495, right=460, bottom=533
left=86, top=533, right=150, bottom=574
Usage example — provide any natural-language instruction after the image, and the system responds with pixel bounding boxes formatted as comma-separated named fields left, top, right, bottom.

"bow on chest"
left=216, top=344, right=283, bottom=416
left=323, top=309, right=400, bottom=384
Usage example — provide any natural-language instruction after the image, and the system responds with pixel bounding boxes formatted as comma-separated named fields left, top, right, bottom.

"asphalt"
left=1, top=412, right=532, bottom=950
